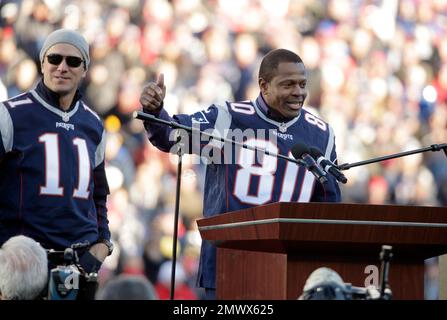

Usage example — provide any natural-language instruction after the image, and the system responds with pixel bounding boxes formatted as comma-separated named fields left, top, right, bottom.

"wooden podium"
left=197, top=202, right=447, bottom=300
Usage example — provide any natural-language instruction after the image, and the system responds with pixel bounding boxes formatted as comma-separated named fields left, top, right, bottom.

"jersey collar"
left=255, top=94, right=301, bottom=133
left=35, top=80, right=82, bottom=111
left=31, top=90, right=79, bottom=122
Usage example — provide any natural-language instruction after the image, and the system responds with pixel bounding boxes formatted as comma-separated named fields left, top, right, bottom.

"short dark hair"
left=259, top=49, right=304, bottom=82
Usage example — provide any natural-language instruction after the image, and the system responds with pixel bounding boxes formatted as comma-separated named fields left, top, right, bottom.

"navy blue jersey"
left=0, top=87, right=110, bottom=250
left=145, top=95, right=341, bottom=288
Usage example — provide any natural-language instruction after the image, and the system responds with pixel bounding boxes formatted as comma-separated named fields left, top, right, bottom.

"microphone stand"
left=170, top=134, right=183, bottom=300
left=338, top=143, right=447, bottom=171
left=379, top=245, right=393, bottom=300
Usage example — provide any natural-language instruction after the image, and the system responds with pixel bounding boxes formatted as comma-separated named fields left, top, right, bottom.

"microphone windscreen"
left=291, top=143, right=310, bottom=159
left=309, top=146, right=324, bottom=159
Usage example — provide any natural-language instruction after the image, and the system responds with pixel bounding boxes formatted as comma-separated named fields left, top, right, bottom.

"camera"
left=46, top=242, right=99, bottom=300
left=299, top=245, right=393, bottom=300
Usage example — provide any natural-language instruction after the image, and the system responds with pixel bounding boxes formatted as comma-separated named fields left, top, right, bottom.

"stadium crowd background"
left=1, top=0, right=446, bottom=299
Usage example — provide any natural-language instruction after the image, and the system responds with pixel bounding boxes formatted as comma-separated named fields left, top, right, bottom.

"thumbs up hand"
left=140, top=73, right=166, bottom=113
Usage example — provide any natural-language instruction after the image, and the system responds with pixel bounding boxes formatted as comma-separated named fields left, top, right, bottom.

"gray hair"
left=0, top=236, right=48, bottom=300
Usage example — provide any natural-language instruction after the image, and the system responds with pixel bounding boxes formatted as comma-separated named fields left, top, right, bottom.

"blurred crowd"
left=1, top=0, right=446, bottom=299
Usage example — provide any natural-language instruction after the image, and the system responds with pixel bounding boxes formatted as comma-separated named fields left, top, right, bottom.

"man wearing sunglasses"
left=0, top=29, right=113, bottom=281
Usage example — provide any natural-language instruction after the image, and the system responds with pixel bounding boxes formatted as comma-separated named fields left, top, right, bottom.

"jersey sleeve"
left=93, top=129, right=111, bottom=241
left=144, top=104, right=232, bottom=156
left=0, top=102, right=14, bottom=159
left=93, top=161, right=111, bottom=241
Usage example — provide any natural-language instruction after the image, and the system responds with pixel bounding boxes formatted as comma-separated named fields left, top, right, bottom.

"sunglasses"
left=46, top=54, right=84, bottom=68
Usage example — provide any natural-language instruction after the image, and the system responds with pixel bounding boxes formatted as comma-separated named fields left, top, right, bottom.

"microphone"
left=309, top=147, right=348, bottom=184
left=291, top=143, right=328, bottom=185
left=299, top=267, right=348, bottom=300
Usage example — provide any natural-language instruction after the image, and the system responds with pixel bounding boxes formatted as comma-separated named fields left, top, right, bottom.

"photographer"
left=0, top=236, right=48, bottom=300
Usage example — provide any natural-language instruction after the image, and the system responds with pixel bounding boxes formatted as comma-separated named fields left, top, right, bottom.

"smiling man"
left=140, top=48, right=341, bottom=299
left=0, top=29, right=113, bottom=281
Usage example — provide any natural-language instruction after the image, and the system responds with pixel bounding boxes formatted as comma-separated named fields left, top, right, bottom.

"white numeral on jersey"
left=39, top=133, right=64, bottom=196
left=8, top=97, right=33, bottom=108
left=234, top=140, right=315, bottom=205
left=279, top=152, right=315, bottom=202
left=230, top=102, right=256, bottom=115
left=304, top=113, right=327, bottom=131
left=278, top=151, right=299, bottom=202
left=73, top=138, right=91, bottom=198
left=39, top=134, right=90, bottom=198
left=234, top=139, right=277, bottom=205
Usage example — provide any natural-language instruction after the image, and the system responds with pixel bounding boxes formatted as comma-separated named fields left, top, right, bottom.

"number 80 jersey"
left=148, top=96, right=342, bottom=219
left=0, top=89, right=109, bottom=249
